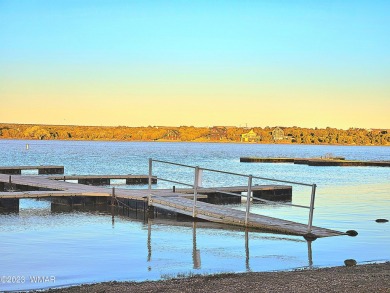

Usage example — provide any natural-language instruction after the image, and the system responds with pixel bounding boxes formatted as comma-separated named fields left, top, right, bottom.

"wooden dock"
left=48, top=174, right=157, bottom=185
left=0, top=165, right=64, bottom=174
left=0, top=173, right=344, bottom=238
left=240, top=157, right=390, bottom=167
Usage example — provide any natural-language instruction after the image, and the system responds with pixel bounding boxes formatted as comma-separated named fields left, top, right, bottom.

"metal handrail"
left=153, top=159, right=312, bottom=186
left=200, top=167, right=249, bottom=178
left=201, top=166, right=312, bottom=187
left=154, top=176, right=194, bottom=188
left=218, top=190, right=310, bottom=209
left=152, top=159, right=196, bottom=169
left=149, top=158, right=317, bottom=233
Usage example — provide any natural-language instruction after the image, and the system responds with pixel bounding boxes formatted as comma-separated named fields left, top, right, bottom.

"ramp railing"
left=148, top=158, right=317, bottom=233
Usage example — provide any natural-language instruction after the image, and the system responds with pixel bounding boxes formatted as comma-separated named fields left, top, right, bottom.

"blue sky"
left=0, top=0, right=389, bottom=128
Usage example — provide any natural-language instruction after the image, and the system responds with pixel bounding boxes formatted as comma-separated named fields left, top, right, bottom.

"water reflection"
left=245, top=229, right=250, bottom=271
left=111, top=206, right=115, bottom=228
left=192, top=222, right=201, bottom=269
left=147, top=219, right=152, bottom=263
left=10, top=199, right=317, bottom=274
left=307, top=240, right=313, bottom=268
left=146, top=220, right=202, bottom=269
left=144, top=216, right=313, bottom=273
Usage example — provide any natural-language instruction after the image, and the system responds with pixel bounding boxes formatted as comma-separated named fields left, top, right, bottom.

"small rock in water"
left=344, top=259, right=357, bottom=267
left=375, top=219, right=389, bottom=223
left=346, top=230, right=358, bottom=236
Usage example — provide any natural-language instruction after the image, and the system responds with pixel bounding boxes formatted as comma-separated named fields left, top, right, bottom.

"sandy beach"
left=40, top=262, right=390, bottom=293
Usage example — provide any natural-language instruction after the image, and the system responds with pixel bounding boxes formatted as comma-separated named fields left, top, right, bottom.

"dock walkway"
left=0, top=172, right=344, bottom=238
left=150, top=195, right=343, bottom=237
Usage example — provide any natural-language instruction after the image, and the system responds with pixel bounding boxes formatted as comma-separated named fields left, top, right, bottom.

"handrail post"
left=307, top=184, right=317, bottom=232
left=148, top=158, right=152, bottom=206
left=245, top=175, right=253, bottom=226
left=192, top=166, right=200, bottom=218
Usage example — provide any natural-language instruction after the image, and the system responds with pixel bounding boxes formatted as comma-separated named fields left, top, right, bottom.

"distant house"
left=209, top=127, right=227, bottom=140
left=241, top=129, right=260, bottom=142
left=272, top=127, right=285, bottom=140
left=164, top=129, right=180, bottom=140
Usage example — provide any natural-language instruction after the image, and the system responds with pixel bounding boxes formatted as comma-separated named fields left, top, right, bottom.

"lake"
left=0, top=140, right=389, bottom=291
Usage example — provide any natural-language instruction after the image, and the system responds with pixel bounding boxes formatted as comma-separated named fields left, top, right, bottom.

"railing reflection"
left=147, top=219, right=152, bottom=263
left=245, top=229, right=250, bottom=272
left=307, top=239, right=313, bottom=268
left=244, top=230, right=314, bottom=271
left=192, top=222, right=201, bottom=269
left=50, top=204, right=314, bottom=271
left=145, top=222, right=313, bottom=272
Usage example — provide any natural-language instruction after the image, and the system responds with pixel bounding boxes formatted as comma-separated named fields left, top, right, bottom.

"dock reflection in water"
left=0, top=198, right=356, bottom=292
left=50, top=200, right=315, bottom=273
left=129, top=206, right=313, bottom=273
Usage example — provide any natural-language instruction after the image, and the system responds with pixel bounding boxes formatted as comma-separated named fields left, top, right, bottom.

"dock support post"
left=245, top=175, right=253, bottom=226
left=307, top=184, right=317, bottom=232
left=7, top=175, right=14, bottom=191
left=192, top=166, right=200, bottom=218
left=111, top=187, right=116, bottom=206
left=148, top=158, right=152, bottom=206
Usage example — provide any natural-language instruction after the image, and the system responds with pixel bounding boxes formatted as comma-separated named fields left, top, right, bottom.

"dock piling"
left=111, top=187, right=116, bottom=206
left=245, top=175, right=253, bottom=226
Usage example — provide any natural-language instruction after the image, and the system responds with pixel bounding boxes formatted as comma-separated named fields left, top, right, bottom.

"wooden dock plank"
left=150, top=195, right=344, bottom=238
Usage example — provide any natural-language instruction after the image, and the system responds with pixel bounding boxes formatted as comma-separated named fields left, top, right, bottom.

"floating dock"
left=240, top=157, right=390, bottom=167
left=49, top=174, right=157, bottom=185
left=0, top=165, right=65, bottom=174
left=0, top=169, right=344, bottom=238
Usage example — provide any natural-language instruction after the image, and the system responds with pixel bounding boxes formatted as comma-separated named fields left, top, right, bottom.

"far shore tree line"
left=0, top=123, right=389, bottom=146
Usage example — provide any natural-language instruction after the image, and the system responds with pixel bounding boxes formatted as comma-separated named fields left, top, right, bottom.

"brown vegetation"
left=0, top=123, right=389, bottom=145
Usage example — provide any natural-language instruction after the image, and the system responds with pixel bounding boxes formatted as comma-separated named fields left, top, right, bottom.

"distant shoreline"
left=1, top=138, right=389, bottom=148
left=1, top=123, right=389, bottom=146
left=37, top=262, right=390, bottom=293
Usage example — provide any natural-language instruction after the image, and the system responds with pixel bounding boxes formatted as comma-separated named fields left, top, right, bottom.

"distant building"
left=272, top=127, right=285, bottom=140
left=241, top=129, right=260, bottom=142
left=209, top=127, right=227, bottom=140
left=164, top=129, right=180, bottom=140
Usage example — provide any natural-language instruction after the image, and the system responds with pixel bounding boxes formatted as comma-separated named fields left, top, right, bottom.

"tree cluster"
left=0, top=123, right=388, bottom=146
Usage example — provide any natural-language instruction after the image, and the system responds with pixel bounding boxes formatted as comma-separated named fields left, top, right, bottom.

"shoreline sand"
left=39, top=262, right=390, bottom=293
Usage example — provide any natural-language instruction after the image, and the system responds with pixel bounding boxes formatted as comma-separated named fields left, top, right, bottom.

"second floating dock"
left=240, top=157, right=390, bottom=167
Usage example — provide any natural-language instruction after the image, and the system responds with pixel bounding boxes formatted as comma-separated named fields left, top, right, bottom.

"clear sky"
left=0, top=0, right=389, bottom=129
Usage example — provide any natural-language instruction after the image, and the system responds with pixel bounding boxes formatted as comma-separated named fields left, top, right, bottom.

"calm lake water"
left=0, top=140, right=389, bottom=291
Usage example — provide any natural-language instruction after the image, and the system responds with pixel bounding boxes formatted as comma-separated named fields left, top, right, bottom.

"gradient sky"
left=0, top=0, right=389, bottom=129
